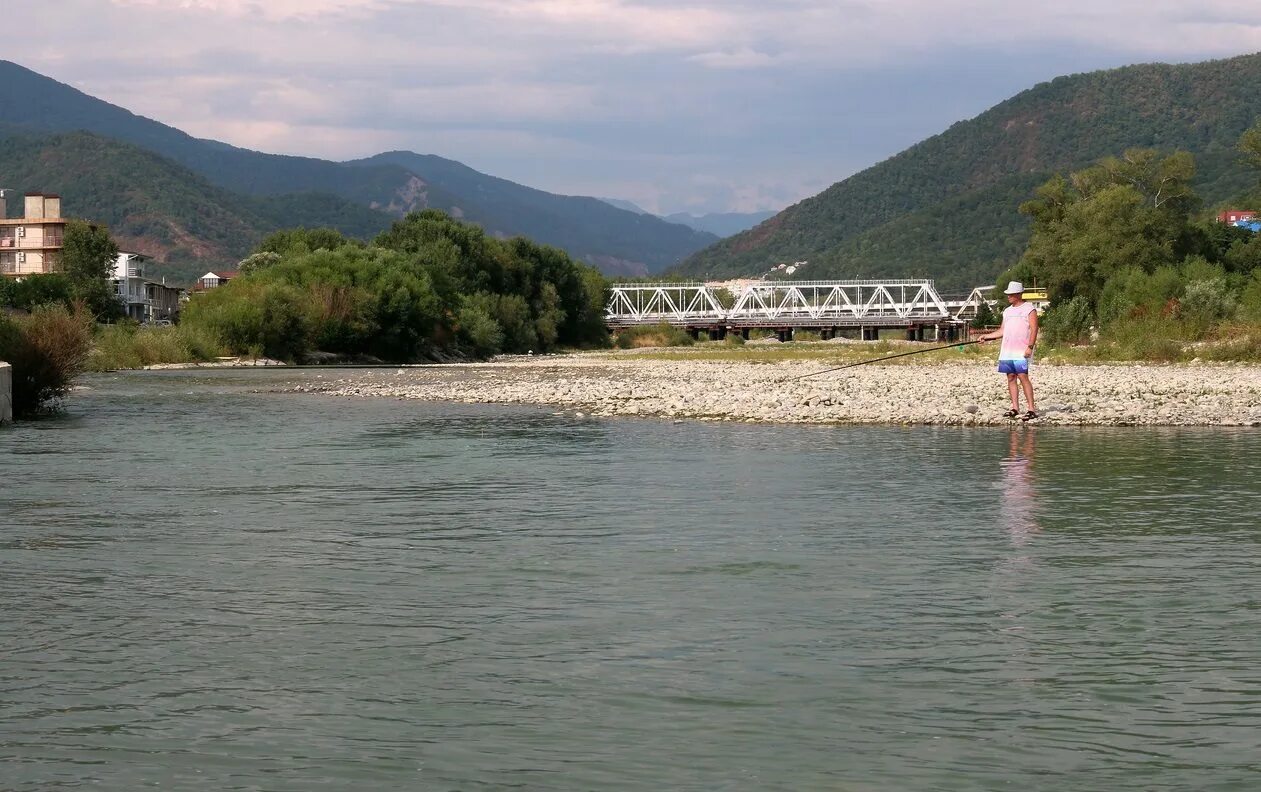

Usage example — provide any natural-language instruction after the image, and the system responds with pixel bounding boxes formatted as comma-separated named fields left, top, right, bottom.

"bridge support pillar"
left=688, top=327, right=700, bottom=340
left=778, top=328, right=793, bottom=343
left=741, top=328, right=750, bottom=340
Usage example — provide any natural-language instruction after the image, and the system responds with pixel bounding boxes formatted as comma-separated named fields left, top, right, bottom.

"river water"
left=2, top=370, right=1259, bottom=790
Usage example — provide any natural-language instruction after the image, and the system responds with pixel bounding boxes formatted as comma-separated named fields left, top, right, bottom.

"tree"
left=1089, top=149, right=1198, bottom=215
left=1239, top=118, right=1261, bottom=171
left=60, top=220, right=122, bottom=321
left=237, top=251, right=283, bottom=275
left=1017, top=151, right=1198, bottom=310
left=970, top=298, right=997, bottom=329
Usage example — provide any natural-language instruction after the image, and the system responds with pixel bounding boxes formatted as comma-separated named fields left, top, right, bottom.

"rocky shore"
left=283, top=353, right=1261, bottom=427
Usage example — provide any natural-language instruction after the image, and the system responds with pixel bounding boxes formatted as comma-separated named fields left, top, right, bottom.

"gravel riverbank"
left=286, top=354, right=1261, bottom=427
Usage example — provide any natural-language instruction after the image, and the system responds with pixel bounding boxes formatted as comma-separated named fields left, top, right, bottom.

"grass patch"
left=87, top=324, right=225, bottom=371
left=614, top=337, right=988, bottom=364
left=613, top=323, right=695, bottom=349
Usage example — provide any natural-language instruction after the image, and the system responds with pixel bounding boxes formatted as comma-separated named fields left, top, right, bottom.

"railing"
left=0, top=236, right=63, bottom=249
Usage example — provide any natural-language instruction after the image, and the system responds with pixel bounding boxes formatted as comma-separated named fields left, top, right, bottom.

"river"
left=2, top=370, right=1259, bottom=790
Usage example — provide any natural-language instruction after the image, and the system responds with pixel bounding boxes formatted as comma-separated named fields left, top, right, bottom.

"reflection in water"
left=999, top=428, right=1039, bottom=547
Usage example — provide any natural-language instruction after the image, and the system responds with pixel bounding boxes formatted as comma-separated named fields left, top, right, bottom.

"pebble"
left=291, top=356, right=1261, bottom=427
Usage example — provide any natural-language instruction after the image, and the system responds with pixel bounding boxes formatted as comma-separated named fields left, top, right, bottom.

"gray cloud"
left=5, top=0, right=1261, bottom=213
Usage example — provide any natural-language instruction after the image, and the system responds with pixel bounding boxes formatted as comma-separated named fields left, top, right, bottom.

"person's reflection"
left=999, top=429, right=1039, bottom=546
left=995, top=429, right=1041, bottom=680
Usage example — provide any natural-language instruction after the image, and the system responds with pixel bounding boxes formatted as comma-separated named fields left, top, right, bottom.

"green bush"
left=1177, top=278, right=1237, bottom=334
left=1100, top=316, right=1188, bottom=361
left=1097, top=266, right=1183, bottom=325
left=455, top=300, right=505, bottom=356
left=0, top=304, right=93, bottom=416
left=1238, top=271, right=1261, bottom=322
left=1040, top=295, right=1094, bottom=345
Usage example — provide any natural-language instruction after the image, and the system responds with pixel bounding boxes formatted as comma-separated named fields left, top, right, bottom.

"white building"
left=111, top=252, right=183, bottom=323
left=194, top=270, right=236, bottom=291
left=111, top=251, right=151, bottom=321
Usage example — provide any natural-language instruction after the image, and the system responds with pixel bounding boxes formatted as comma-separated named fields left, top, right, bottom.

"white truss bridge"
left=606, top=280, right=995, bottom=331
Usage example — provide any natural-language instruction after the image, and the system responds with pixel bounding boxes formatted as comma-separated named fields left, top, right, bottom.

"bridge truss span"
left=605, top=278, right=957, bottom=332
left=604, top=282, right=726, bottom=328
left=726, top=280, right=950, bottom=326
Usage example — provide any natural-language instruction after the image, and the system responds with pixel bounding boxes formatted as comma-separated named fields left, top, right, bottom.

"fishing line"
left=784, top=338, right=988, bottom=382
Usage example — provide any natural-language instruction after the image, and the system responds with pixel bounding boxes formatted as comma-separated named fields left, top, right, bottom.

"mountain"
left=673, top=53, right=1261, bottom=291
left=352, top=152, right=718, bottom=276
left=600, top=198, right=652, bottom=214
left=594, top=198, right=778, bottom=238
left=661, top=211, right=777, bottom=238
left=0, top=60, right=715, bottom=275
left=0, top=131, right=393, bottom=284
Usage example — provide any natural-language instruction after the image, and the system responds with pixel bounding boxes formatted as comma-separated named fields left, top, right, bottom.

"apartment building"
left=0, top=192, right=67, bottom=277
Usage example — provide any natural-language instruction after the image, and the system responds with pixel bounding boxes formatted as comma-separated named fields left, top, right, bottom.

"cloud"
left=11, top=1, right=1261, bottom=213
left=687, top=48, right=778, bottom=70
left=111, top=0, right=387, bottom=22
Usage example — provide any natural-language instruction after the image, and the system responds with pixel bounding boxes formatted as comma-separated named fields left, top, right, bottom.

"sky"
left=7, top=1, right=1261, bottom=214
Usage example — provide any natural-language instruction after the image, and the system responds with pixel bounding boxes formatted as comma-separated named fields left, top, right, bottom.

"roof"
left=143, top=279, right=185, bottom=290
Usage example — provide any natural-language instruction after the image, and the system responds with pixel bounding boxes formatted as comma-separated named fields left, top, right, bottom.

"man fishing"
left=979, top=281, right=1038, bottom=420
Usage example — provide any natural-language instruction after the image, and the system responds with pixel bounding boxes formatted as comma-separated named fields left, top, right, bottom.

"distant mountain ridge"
left=595, top=198, right=777, bottom=238
left=353, top=152, right=717, bottom=275
left=0, top=60, right=715, bottom=276
left=661, top=211, right=777, bottom=238
left=673, top=52, right=1261, bottom=290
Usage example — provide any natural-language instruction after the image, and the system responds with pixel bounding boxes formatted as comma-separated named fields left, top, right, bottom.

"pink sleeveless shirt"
left=999, top=302, right=1036, bottom=361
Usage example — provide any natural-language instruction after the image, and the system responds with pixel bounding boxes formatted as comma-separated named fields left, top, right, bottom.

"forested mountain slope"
left=0, top=60, right=713, bottom=275
left=674, top=53, right=1261, bottom=290
left=0, top=132, right=392, bottom=284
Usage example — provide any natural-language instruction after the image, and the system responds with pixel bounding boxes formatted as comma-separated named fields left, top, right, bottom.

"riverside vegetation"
left=0, top=304, right=93, bottom=417
left=4, top=212, right=611, bottom=409
left=996, top=125, right=1261, bottom=361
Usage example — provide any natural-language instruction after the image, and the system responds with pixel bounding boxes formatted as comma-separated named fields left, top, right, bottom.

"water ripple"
left=2, top=372, right=1260, bottom=789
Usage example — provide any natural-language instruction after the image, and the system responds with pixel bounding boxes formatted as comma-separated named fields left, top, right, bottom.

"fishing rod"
left=784, top=338, right=989, bottom=382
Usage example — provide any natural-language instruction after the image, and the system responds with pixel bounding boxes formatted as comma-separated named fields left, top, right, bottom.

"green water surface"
left=2, top=370, right=1259, bottom=790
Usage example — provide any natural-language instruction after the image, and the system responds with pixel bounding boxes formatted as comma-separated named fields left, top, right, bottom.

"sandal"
left=1021, top=410, right=1039, bottom=421
left=1002, top=409, right=1019, bottom=418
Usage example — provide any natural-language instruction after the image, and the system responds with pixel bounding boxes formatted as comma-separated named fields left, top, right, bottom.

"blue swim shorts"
left=997, top=358, right=1030, bottom=375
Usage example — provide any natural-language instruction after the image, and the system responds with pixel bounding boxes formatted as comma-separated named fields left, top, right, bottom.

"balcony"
left=0, top=237, right=62, bottom=249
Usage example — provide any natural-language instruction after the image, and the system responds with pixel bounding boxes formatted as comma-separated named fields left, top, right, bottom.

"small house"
left=194, top=270, right=237, bottom=291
